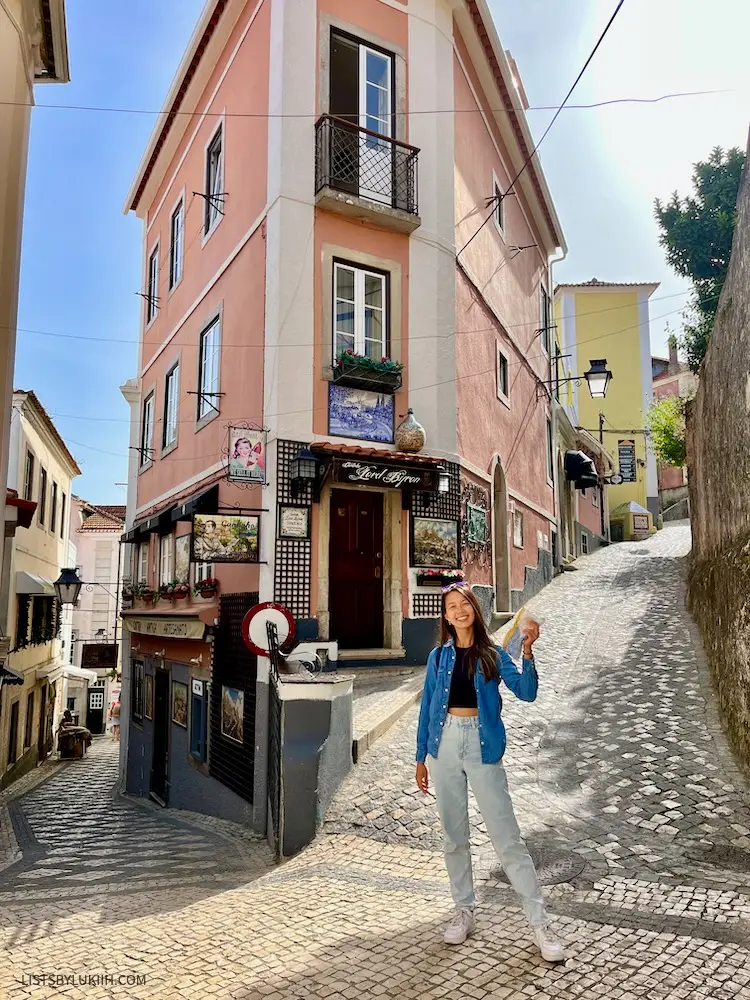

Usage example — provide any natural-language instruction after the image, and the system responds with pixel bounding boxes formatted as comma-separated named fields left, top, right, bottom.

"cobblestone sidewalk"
left=2, top=523, right=749, bottom=1000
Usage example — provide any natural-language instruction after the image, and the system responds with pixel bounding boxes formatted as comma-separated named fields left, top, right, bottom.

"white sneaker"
left=533, top=925, right=566, bottom=962
left=443, top=907, right=475, bottom=945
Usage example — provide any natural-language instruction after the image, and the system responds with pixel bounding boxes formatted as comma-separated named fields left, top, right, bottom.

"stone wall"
left=685, top=133, right=750, bottom=773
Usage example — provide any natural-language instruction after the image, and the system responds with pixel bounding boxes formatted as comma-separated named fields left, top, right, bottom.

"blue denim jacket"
left=416, top=640, right=538, bottom=765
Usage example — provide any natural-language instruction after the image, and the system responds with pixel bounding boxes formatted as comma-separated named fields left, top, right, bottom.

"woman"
left=109, top=698, right=121, bottom=741
left=415, top=583, right=565, bottom=961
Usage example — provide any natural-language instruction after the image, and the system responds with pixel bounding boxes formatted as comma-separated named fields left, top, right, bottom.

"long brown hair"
left=439, top=585, right=498, bottom=682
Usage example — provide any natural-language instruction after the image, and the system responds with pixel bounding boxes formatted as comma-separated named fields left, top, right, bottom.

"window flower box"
left=193, top=577, right=219, bottom=599
left=416, top=570, right=465, bottom=588
left=159, top=582, right=190, bottom=601
left=333, top=350, right=403, bottom=394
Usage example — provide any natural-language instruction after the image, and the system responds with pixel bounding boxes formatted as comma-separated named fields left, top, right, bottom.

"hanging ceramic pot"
left=395, top=409, right=426, bottom=453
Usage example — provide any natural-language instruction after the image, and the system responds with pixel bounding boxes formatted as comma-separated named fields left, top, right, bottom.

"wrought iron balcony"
left=315, top=115, right=420, bottom=228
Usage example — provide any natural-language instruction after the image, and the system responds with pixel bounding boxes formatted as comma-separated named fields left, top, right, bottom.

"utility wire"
left=456, top=0, right=627, bottom=260
left=0, top=88, right=725, bottom=119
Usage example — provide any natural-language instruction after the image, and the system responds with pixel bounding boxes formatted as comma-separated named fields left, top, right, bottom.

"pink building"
left=120, top=0, right=565, bottom=827
left=652, top=342, right=696, bottom=501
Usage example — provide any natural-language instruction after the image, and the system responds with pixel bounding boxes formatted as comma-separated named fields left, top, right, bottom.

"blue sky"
left=16, top=0, right=750, bottom=502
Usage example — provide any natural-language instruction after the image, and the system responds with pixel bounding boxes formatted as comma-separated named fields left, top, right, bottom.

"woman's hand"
left=522, top=619, right=540, bottom=657
left=416, top=762, right=429, bottom=794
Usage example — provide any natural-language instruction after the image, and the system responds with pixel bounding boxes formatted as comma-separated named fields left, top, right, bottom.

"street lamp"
left=289, top=448, right=326, bottom=500
left=537, top=358, right=613, bottom=400
left=583, top=359, right=613, bottom=399
left=54, top=568, right=83, bottom=606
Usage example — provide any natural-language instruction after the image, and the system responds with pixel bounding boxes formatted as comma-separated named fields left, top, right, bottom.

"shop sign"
left=123, top=616, right=205, bottom=640
left=618, top=440, right=637, bottom=483
left=81, top=644, right=118, bottom=671
left=333, top=459, right=437, bottom=491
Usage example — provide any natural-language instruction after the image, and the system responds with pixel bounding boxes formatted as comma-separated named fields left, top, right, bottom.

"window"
left=147, top=246, right=159, bottom=324
left=190, top=681, right=208, bottom=762
left=140, top=393, right=154, bottom=466
left=60, top=492, right=66, bottom=538
left=137, top=541, right=149, bottom=584
left=163, top=364, right=179, bottom=449
left=334, top=262, right=387, bottom=360
left=23, top=451, right=35, bottom=501
left=540, top=284, right=551, bottom=355
left=159, top=534, right=174, bottom=586
left=493, top=179, right=504, bottom=234
left=496, top=345, right=509, bottom=401
left=50, top=482, right=58, bottom=535
left=194, top=561, right=214, bottom=585
left=198, top=318, right=221, bottom=420
left=38, top=468, right=47, bottom=525
left=592, top=487, right=599, bottom=508
left=581, top=533, right=589, bottom=555
left=132, top=660, right=144, bottom=723
left=7, top=701, right=19, bottom=766
left=513, top=509, right=524, bottom=549
left=546, top=418, right=554, bottom=484
left=205, top=126, right=224, bottom=233
left=169, top=200, right=184, bottom=288
left=24, top=692, right=34, bottom=748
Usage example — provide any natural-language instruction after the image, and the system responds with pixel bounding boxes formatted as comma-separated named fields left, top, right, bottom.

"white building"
left=68, top=498, right=125, bottom=736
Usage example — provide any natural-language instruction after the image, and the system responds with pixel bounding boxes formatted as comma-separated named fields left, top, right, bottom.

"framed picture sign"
left=466, top=504, right=487, bottom=544
left=279, top=506, right=310, bottom=539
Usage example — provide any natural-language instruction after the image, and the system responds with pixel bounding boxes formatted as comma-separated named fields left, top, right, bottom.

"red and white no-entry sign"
left=241, top=602, right=296, bottom=657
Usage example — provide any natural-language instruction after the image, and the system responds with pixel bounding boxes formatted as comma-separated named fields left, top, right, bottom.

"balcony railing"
left=315, top=115, right=419, bottom=218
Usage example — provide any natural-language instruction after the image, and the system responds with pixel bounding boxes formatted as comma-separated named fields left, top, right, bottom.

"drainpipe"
left=548, top=246, right=566, bottom=568
left=599, top=412, right=606, bottom=539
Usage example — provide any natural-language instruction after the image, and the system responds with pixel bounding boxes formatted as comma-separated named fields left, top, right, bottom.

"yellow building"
left=0, top=391, right=81, bottom=789
left=555, top=280, right=659, bottom=527
left=0, top=1, right=70, bottom=686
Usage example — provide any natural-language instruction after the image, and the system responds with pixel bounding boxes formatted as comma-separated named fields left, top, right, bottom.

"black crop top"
left=448, top=647, right=478, bottom=709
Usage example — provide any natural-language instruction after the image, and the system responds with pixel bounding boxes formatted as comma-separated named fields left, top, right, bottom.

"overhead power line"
left=0, top=88, right=726, bottom=119
left=456, top=0, right=627, bottom=260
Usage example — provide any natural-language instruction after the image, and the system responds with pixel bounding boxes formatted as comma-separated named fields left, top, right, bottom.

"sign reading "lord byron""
left=332, top=459, right=438, bottom=491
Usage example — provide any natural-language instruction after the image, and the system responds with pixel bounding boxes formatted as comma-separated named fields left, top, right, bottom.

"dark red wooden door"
left=329, top=489, right=384, bottom=649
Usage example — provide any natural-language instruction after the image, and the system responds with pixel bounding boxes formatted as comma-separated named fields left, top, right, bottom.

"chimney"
left=668, top=335, right=679, bottom=375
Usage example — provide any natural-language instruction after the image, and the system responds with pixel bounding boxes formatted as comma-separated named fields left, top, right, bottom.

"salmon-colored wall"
left=452, top=39, right=554, bottom=595
left=578, top=489, right=602, bottom=536
left=313, top=213, right=410, bottom=437
left=318, top=0, right=408, bottom=66
left=136, top=2, right=270, bottom=514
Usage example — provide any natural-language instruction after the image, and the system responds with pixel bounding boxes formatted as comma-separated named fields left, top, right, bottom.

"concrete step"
left=351, top=668, right=425, bottom=763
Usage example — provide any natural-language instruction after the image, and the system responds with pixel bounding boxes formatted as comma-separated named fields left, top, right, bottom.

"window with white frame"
left=334, top=262, right=387, bottom=361
left=496, top=344, right=509, bottom=401
left=147, top=246, right=159, bottom=323
left=205, top=126, right=224, bottom=234
left=512, top=509, right=524, bottom=549
left=23, top=450, right=34, bottom=501
left=159, top=534, right=174, bottom=586
left=193, top=561, right=214, bottom=585
left=38, top=468, right=47, bottom=525
left=581, top=533, right=589, bottom=554
left=163, top=364, right=179, bottom=449
left=140, top=393, right=154, bottom=466
left=592, top=485, right=599, bottom=507
left=198, top=318, right=220, bottom=420
left=137, top=542, right=149, bottom=583
left=169, top=201, right=184, bottom=288
left=493, top=179, right=504, bottom=234
left=540, top=283, right=551, bottom=355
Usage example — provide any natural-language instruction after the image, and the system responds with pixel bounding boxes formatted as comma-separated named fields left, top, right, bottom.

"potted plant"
left=333, top=349, right=404, bottom=393
left=140, top=588, right=157, bottom=605
left=416, top=568, right=465, bottom=588
left=171, top=582, right=190, bottom=600
left=193, top=576, right=219, bottom=599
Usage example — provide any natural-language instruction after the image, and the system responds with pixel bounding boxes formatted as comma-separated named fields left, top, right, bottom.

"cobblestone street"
left=2, top=523, right=750, bottom=999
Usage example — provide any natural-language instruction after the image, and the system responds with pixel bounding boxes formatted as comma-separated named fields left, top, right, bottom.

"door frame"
left=150, top=667, right=171, bottom=805
left=316, top=482, right=403, bottom=649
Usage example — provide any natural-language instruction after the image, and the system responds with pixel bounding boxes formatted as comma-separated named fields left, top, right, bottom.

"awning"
left=16, top=571, right=55, bottom=595
left=36, top=663, right=98, bottom=684
left=121, top=612, right=205, bottom=640
left=171, top=483, right=219, bottom=522
left=122, top=483, right=220, bottom=542
left=0, top=664, right=24, bottom=686
left=5, top=495, right=37, bottom=529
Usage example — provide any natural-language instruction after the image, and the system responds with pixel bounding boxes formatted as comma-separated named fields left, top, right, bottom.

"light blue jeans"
left=428, top=715, right=548, bottom=926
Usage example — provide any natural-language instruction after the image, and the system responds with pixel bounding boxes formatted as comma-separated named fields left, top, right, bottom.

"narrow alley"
left=1, top=523, right=748, bottom=999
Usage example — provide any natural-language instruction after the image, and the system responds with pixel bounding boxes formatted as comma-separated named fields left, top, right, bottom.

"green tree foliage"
left=654, top=146, right=745, bottom=372
left=646, top=395, right=686, bottom=468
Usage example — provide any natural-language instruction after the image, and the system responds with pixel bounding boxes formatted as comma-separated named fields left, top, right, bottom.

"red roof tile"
left=311, top=443, right=443, bottom=466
